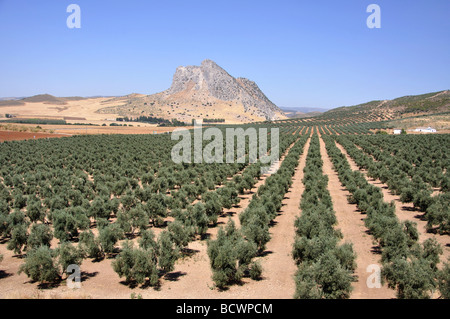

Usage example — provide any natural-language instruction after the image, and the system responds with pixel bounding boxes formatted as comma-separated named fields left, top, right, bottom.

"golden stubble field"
left=0, top=95, right=266, bottom=128
left=0, top=97, right=197, bottom=140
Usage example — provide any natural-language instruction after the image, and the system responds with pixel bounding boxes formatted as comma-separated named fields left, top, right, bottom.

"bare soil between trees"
left=1, top=132, right=446, bottom=299
left=334, top=142, right=450, bottom=264
left=318, top=134, right=396, bottom=299
left=0, top=136, right=307, bottom=299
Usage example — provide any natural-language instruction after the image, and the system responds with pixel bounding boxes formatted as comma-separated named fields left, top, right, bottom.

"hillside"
left=322, top=90, right=450, bottom=121
left=97, top=59, right=287, bottom=123
left=0, top=94, right=88, bottom=107
left=273, top=90, right=450, bottom=132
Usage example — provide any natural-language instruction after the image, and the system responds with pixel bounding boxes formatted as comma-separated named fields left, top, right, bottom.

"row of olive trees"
left=206, top=130, right=311, bottom=290
left=0, top=124, right=302, bottom=287
left=0, top=127, right=274, bottom=238
left=292, top=133, right=356, bottom=299
left=112, top=230, right=178, bottom=287
left=0, top=130, right=247, bottom=285
left=240, top=133, right=310, bottom=252
left=112, top=125, right=301, bottom=288
left=165, top=127, right=300, bottom=242
left=324, top=135, right=449, bottom=299
left=338, top=134, right=450, bottom=236
left=0, top=131, right=254, bottom=227
left=360, top=134, right=449, bottom=188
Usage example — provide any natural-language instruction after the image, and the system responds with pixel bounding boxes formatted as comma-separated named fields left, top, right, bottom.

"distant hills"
left=0, top=97, right=26, bottom=101
left=1, top=78, right=448, bottom=125
left=0, top=94, right=87, bottom=107
left=280, top=106, right=328, bottom=119
left=321, top=90, right=450, bottom=121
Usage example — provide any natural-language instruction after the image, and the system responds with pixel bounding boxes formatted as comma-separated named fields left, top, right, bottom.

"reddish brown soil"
left=0, top=130, right=68, bottom=142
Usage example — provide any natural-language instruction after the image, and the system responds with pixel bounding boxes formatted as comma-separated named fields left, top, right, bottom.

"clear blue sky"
left=0, top=0, right=449, bottom=109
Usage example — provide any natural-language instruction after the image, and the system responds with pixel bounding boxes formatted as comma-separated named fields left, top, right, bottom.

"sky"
left=0, top=0, right=449, bottom=110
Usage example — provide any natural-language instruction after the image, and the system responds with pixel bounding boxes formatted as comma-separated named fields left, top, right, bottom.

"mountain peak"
left=201, top=59, right=219, bottom=67
left=164, top=60, right=285, bottom=120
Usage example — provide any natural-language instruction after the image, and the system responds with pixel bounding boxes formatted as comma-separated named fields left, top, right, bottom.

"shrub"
left=157, top=231, right=178, bottom=273
left=27, top=223, right=53, bottom=250
left=294, top=253, right=354, bottom=299
left=382, top=256, right=437, bottom=299
left=138, top=229, right=158, bottom=250
left=79, top=230, right=103, bottom=260
left=98, top=223, right=124, bottom=256
left=18, top=246, right=60, bottom=284
left=167, top=220, right=192, bottom=250
left=207, top=219, right=257, bottom=290
left=7, top=223, right=28, bottom=255
left=437, top=261, right=450, bottom=299
left=52, top=210, right=79, bottom=242
left=55, top=242, right=84, bottom=277
left=203, top=192, right=222, bottom=225
left=249, top=260, right=263, bottom=280
left=26, top=200, right=45, bottom=223
left=112, top=241, right=136, bottom=284
left=189, top=203, right=209, bottom=238
left=241, top=213, right=270, bottom=253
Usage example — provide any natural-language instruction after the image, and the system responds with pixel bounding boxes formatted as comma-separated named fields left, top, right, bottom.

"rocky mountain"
left=98, top=60, right=286, bottom=123
left=162, top=59, right=285, bottom=120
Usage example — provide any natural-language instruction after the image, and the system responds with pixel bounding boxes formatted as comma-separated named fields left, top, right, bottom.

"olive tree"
left=157, top=230, right=178, bottom=273
left=54, top=242, right=84, bottom=278
left=7, top=223, right=28, bottom=255
left=18, top=245, right=60, bottom=284
left=27, top=223, right=53, bottom=250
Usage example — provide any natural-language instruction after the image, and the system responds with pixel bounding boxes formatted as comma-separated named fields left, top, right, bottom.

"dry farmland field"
left=0, top=121, right=449, bottom=300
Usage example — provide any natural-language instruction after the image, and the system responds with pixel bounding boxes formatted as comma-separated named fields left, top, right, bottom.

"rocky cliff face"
left=163, top=59, right=285, bottom=120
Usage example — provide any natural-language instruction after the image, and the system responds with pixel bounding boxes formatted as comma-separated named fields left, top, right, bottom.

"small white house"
left=414, top=127, right=437, bottom=133
left=393, top=129, right=402, bottom=135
